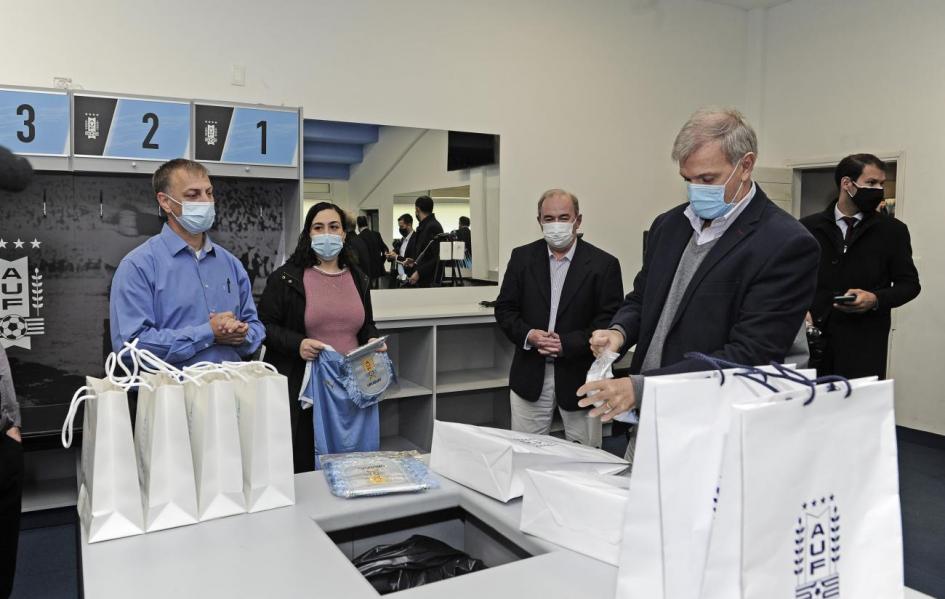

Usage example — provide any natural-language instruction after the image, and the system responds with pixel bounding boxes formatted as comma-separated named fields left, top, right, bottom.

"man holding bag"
left=110, top=158, right=264, bottom=367
left=580, top=108, right=819, bottom=460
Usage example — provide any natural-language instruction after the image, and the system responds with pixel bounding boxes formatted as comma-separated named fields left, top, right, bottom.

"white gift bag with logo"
left=62, top=374, right=145, bottom=543
left=429, top=420, right=627, bottom=502
left=617, top=360, right=816, bottom=599
left=520, top=469, right=629, bottom=565
left=182, top=363, right=247, bottom=520
left=700, top=377, right=902, bottom=599
left=220, top=361, right=295, bottom=512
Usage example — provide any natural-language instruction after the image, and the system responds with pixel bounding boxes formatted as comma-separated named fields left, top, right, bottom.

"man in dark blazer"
left=579, top=108, right=819, bottom=460
left=800, top=153, right=920, bottom=379
left=495, top=189, right=623, bottom=447
left=356, top=215, right=389, bottom=287
left=404, top=195, right=444, bottom=287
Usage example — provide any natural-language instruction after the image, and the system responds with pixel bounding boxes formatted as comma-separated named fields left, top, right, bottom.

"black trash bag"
left=352, top=534, right=488, bottom=594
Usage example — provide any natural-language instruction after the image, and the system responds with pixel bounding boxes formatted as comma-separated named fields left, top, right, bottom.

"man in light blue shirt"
left=109, top=158, right=264, bottom=367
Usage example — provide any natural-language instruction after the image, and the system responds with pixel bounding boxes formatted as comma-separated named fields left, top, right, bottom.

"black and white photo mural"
left=0, top=172, right=289, bottom=434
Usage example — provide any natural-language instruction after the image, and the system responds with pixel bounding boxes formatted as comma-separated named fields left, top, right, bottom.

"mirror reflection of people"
left=800, top=154, right=920, bottom=379
left=356, top=215, right=389, bottom=288
left=257, top=203, right=386, bottom=473
left=495, top=189, right=623, bottom=448
left=109, top=159, right=264, bottom=368
left=344, top=211, right=373, bottom=277
left=386, top=213, right=416, bottom=285
left=402, top=195, right=443, bottom=287
left=456, top=216, right=472, bottom=266
left=579, top=108, right=819, bottom=465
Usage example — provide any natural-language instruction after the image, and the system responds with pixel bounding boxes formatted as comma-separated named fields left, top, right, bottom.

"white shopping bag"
left=182, top=366, right=247, bottom=520
left=520, top=469, right=629, bottom=564
left=429, top=420, right=627, bottom=502
left=134, top=373, right=199, bottom=531
left=62, top=377, right=145, bottom=543
left=222, top=361, right=295, bottom=512
left=617, top=365, right=816, bottom=599
left=701, top=378, right=902, bottom=599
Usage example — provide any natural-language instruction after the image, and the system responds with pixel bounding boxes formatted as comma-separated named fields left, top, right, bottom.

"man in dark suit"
left=456, top=216, right=472, bottom=265
left=404, top=195, right=443, bottom=287
left=495, top=189, right=623, bottom=447
left=356, top=215, right=389, bottom=287
left=386, top=213, right=416, bottom=284
left=578, top=108, right=819, bottom=461
left=344, top=211, right=373, bottom=277
left=800, top=153, right=920, bottom=379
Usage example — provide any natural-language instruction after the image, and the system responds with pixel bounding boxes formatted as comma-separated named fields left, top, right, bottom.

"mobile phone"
left=833, top=294, right=857, bottom=304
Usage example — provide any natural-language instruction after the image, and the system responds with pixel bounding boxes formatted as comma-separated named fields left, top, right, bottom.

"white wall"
left=752, top=0, right=944, bottom=434
left=1, top=0, right=750, bottom=293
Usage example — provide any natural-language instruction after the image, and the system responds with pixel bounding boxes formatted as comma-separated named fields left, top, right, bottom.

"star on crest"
left=13, top=239, right=24, bottom=249
left=0, top=239, right=6, bottom=249
left=30, top=238, right=41, bottom=249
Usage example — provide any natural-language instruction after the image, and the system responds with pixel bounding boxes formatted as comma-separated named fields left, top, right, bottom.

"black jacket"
left=412, top=214, right=444, bottom=286
left=800, top=202, right=920, bottom=378
left=495, top=238, right=624, bottom=411
left=257, top=262, right=379, bottom=471
left=612, top=187, right=820, bottom=375
left=358, top=229, right=389, bottom=279
left=456, top=226, right=472, bottom=260
left=346, top=234, right=373, bottom=277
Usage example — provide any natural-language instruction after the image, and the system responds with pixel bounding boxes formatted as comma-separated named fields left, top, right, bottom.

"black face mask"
left=849, top=183, right=884, bottom=214
left=398, top=227, right=409, bottom=237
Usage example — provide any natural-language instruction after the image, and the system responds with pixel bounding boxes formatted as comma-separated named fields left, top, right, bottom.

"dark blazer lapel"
left=555, top=240, right=591, bottom=318
left=668, top=192, right=767, bottom=332
left=648, top=212, right=695, bottom=314
left=529, top=241, right=552, bottom=309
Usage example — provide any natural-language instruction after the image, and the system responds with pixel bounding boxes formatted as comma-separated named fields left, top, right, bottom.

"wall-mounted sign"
left=194, top=104, right=298, bottom=167
left=0, top=88, right=70, bottom=156
left=73, top=94, right=190, bottom=160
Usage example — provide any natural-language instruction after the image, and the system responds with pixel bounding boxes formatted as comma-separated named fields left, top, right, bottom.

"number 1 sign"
left=194, top=104, right=298, bottom=167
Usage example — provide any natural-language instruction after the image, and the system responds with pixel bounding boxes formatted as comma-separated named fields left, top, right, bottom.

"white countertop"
left=373, top=302, right=494, bottom=323
left=80, top=472, right=933, bottom=598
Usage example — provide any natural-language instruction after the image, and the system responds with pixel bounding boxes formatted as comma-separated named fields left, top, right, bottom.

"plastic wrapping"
left=321, top=451, right=438, bottom=498
left=353, top=534, right=487, bottom=594
left=584, top=350, right=638, bottom=424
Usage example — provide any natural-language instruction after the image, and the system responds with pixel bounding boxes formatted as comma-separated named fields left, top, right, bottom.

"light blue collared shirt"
left=109, top=224, right=265, bottom=368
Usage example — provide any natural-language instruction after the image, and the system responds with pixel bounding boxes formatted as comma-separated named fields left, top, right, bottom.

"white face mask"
left=542, top=221, right=575, bottom=250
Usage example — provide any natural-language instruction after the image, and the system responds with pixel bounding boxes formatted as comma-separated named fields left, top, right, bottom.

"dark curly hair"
left=288, top=202, right=354, bottom=269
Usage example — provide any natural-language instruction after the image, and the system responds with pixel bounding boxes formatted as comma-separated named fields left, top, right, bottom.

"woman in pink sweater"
left=258, top=203, right=385, bottom=472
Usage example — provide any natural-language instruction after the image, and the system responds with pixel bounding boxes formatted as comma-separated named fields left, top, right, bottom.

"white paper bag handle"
left=182, top=361, right=249, bottom=382
left=61, top=386, right=96, bottom=448
left=221, top=360, right=279, bottom=375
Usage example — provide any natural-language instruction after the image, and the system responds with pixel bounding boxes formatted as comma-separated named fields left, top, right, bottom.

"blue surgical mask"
left=687, top=155, right=748, bottom=220
left=165, top=194, right=215, bottom=234
left=310, top=234, right=344, bottom=260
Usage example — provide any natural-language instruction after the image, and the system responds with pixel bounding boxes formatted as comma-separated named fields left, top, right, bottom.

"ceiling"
left=702, top=0, right=793, bottom=9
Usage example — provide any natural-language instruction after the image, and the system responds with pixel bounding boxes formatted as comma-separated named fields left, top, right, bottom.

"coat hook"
left=42, top=189, right=47, bottom=217
left=99, top=190, right=104, bottom=219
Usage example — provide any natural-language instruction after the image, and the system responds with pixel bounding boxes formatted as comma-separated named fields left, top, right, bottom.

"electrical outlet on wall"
left=231, top=65, right=246, bottom=86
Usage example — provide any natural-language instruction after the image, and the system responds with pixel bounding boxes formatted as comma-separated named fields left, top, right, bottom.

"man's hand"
left=408, top=272, right=419, bottom=285
left=210, top=312, right=248, bottom=346
left=403, top=258, right=416, bottom=268
left=577, top=378, right=636, bottom=422
left=536, top=332, right=563, bottom=357
left=299, top=339, right=327, bottom=361
left=833, top=288, right=878, bottom=314
left=589, top=329, right=624, bottom=357
left=5, top=426, right=21, bottom=443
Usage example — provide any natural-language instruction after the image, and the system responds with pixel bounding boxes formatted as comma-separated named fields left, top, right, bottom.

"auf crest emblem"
left=204, top=121, right=218, bottom=146
left=794, top=494, right=840, bottom=599
left=84, top=112, right=100, bottom=140
left=0, top=254, right=46, bottom=350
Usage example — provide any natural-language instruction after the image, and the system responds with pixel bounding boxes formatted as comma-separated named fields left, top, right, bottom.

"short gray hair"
left=671, top=107, right=758, bottom=165
left=537, top=188, right=579, bottom=216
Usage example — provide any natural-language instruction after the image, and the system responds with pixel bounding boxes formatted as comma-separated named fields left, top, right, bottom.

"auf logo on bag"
left=794, top=494, right=841, bottom=599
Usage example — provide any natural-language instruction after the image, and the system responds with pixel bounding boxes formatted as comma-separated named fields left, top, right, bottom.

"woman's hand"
left=368, top=337, right=388, bottom=352
left=299, top=338, right=327, bottom=361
